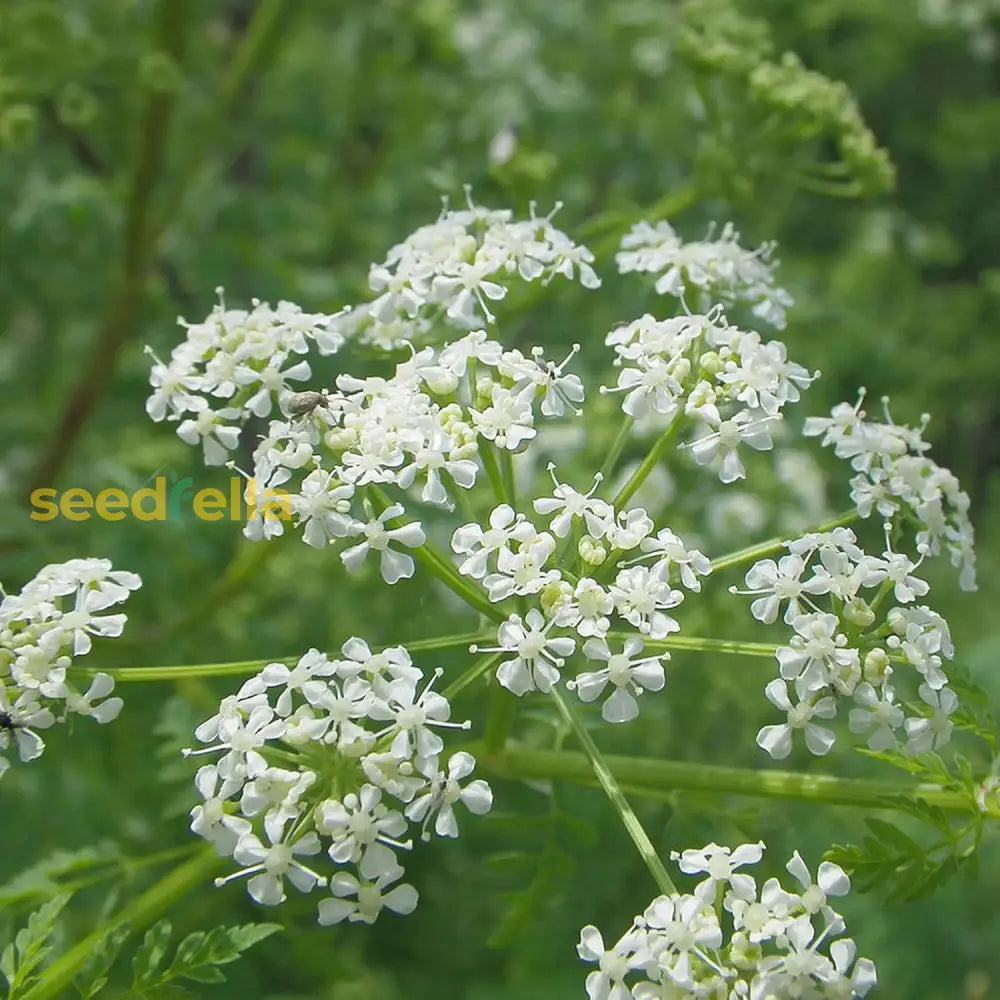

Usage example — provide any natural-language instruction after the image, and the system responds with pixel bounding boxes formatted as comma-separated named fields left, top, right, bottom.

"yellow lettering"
left=95, top=488, right=129, bottom=521
left=194, top=488, right=227, bottom=521
left=132, top=477, right=167, bottom=521
left=60, top=488, right=93, bottom=521
left=28, top=488, right=59, bottom=521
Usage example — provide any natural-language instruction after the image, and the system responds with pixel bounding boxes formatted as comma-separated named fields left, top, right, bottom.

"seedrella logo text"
left=29, top=475, right=291, bottom=523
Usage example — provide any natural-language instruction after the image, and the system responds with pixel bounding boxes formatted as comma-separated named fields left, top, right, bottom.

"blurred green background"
left=1, top=1, right=999, bottom=997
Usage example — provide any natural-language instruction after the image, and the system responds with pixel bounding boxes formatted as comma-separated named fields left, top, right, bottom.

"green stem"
left=480, top=745, right=993, bottom=817
left=20, top=849, right=221, bottom=1000
left=597, top=414, right=635, bottom=490
left=709, top=509, right=859, bottom=576
left=479, top=444, right=506, bottom=505
left=444, top=651, right=503, bottom=701
left=499, top=448, right=517, bottom=507
left=368, top=487, right=503, bottom=622
left=483, top=683, right=517, bottom=754
left=605, top=633, right=779, bottom=658
left=586, top=184, right=700, bottom=256
left=550, top=689, right=677, bottom=895
left=70, top=632, right=497, bottom=683
left=612, top=414, right=682, bottom=509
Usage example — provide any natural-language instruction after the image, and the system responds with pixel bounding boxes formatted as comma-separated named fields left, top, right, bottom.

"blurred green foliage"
left=1, top=1, right=999, bottom=997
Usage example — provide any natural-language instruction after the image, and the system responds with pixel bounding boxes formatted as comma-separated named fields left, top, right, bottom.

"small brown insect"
left=287, top=389, right=330, bottom=417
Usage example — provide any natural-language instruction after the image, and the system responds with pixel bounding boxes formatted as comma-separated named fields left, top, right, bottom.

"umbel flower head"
left=577, top=841, right=877, bottom=999
left=185, top=639, right=493, bottom=924
left=149, top=194, right=975, bottom=757
left=0, top=558, right=139, bottom=779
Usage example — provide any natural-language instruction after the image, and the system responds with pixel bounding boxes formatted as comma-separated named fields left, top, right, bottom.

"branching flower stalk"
left=134, top=196, right=982, bottom=953
left=6, top=192, right=987, bottom=994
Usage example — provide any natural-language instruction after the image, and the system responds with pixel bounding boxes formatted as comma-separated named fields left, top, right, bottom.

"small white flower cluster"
left=0, top=558, right=139, bottom=778
left=461, top=486, right=711, bottom=722
left=805, top=392, right=977, bottom=591
left=577, top=841, right=877, bottom=999
left=146, top=294, right=344, bottom=466
left=185, top=639, right=492, bottom=925
left=615, top=220, right=795, bottom=329
left=603, top=311, right=816, bottom=483
left=330, top=189, right=600, bottom=351
left=733, top=526, right=958, bottom=759
left=239, top=329, right=587, bottom=577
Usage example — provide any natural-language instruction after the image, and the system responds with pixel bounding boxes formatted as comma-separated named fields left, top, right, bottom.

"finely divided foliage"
left=3, top=194, right=979, bottom=990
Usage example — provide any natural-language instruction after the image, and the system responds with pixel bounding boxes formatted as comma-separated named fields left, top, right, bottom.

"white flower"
left=470, top=383, right=537, bottom=449
left=572, top=636, right=667, bottom=723
left=776, top=612, right=859, bottom=692
left=318, top=864, right=418, bottom=925
left=175, top=398, right=243, bottom=466
left=367, top=674, right=467, bottom=760
left=396, top=432, right=479, bottom=505
left=757, top=678, right=837, bottom=759
left=317, top=784, right=411, bottom=878
left=609, top=566, right=683, bottom=639
left=848, top=683, right=904, bottom=751
left=670, top=840, right=765, bottom=902
left=557, top=577, right=613, bottom=639
left=335, top=637, right=422, bottom=693
left=0, top=692, right=54, bottom=766
left=475, top=609, right=576, bottom=696
left=689, top=408, right=775, bottom=483
left=190, top=764, right=252, bottom=854
left=576, top=924, right=644, bottom=1000
left=405, top=751, right=493, bottom=839
left=734, top=554, right=826, bottom=625
left=60, top=672, right=123, bottom=723
left=904, top=684, right=958, bottom=754
left=451, top=504, right=536, bottom=579
left=292, top=472, right=356, bottom=548
left=219, top=824, right=326, bottom=905
left=341, top=504, right=426, bottom=584
left=483, top=531, right=559, bottom=602
left=183, top=704, right=287, bottom=780
left=616, top=220, right=793, bottom=328
left=605, top=508, right=655, bottom=551
left=637, top=527, right=711, bottom=591
left=238, top=649, right=340, bottom=717
left=533, top=467, right=613, bottom=539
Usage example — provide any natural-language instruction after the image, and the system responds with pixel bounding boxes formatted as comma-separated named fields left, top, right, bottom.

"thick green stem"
left=20, top=849, right=221, bottom=1000
left=479, top=745, right=994, bottom=817
left=550, top=689, right=677, bottom=895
